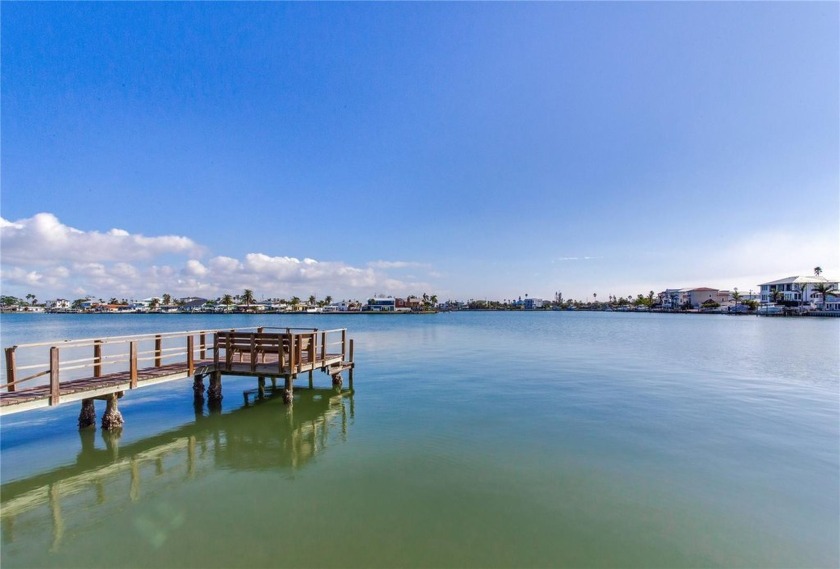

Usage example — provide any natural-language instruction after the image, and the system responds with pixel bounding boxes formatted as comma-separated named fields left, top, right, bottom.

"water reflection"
left=0, top=387, right=354, bottom=550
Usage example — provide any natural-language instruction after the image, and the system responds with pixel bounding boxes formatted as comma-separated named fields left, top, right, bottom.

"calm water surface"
left=1, top=312, right=838, bottom=568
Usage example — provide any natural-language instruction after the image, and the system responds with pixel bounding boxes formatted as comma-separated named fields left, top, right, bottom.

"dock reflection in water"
left=0, top=387, right=354, bottom=552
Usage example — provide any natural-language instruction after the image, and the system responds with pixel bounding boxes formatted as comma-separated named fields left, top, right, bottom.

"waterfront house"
left=524, top=298, right=545, bottom=310
left=364, top=297, right=397, bottom=312
left=758, top=275, right=840, bottom=310
left=659, top=288, right=732, bottom=310
left=45, top=299, right=71, bottom=311
left=178, top=297, right=209, bottom=312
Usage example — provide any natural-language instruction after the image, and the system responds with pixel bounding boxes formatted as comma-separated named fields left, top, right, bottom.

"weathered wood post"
left=85, top=341, right=101, bottom=430
left=208, top=371, right=223, bottom=403
left=4, top=346, right=16, bottom=392
left=187, top=335, right=195, bottom=375
left=49, top=347, right=60, bottom=406
left=154, top=335, right=162, bottom=367
left=129, top=341, right=138, bottom=388
left=78, top=398, right=96, bottom=429
left=283, top=375, right=293, bottom=404
left=199, top=333, right=206, bottom=360
left=349, top=338, right=355, bottom=389
left=101, top=392, right=124, bottom=430
left=193, top=373, right=205, bottom=402
left=93, top=340, right=102, bottom=378
left=249, top=334, right=257, bottom=372
left=258, top=376, right=265, bottom=399
left=308, top=331, right=315, bottom=365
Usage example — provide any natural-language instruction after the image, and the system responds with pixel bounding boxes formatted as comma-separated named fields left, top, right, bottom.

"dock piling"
left=193, top=374, right=205, bottom=401
left=349, top=339, right=355, bottom=389
left=283, top=376, right=293, bottom=404
left=208, top=371, right=223, bottom=402
left=78, top=399, right=96, bottom=429
left=101, top=393, right=124, bottom=431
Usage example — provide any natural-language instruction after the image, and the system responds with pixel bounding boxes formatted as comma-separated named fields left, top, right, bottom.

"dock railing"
left=1, top=329, right=223, bottom=397
left=214, top=327, right=348, bottom=375
left=2, top=327, right=352, bottom=397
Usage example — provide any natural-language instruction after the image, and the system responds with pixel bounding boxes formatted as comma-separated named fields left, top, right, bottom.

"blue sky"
left=2, top=2, right=838, bottom=302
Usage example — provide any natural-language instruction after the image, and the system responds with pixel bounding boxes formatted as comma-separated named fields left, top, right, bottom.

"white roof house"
left=757, top=275, right=839, bottom=308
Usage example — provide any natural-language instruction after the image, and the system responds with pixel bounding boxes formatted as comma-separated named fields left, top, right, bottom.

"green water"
left=1, top=312, right=838, bottom=568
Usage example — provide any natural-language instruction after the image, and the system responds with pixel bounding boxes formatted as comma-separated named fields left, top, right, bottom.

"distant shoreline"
left=3, top=308, right=838, bottom=317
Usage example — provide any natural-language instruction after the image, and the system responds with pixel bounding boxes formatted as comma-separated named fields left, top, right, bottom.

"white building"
left=523, top=298, right=545, bottom=310
left=757, top=275, right=839, bottom=309
left=45, top=299, right=71, bottom=310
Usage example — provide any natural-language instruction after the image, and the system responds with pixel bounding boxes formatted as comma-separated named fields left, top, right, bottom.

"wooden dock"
left=1, top=327, right=355, bottom=427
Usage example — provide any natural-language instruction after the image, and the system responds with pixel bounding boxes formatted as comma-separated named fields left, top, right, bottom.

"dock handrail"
left=1, top=329, right=224, bottom=395
left=214, top=328, right=347, bottom=376
left=2, top=327, right=351, bottom=395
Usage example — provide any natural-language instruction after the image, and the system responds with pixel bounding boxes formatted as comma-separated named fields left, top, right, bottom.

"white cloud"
left=208, top=256, right=242, bottom=272
left=0, top=213, right=437, bottom=300
left=184, top=260, right=209, bottom=277
left=0, top=213, right=202, bottom=265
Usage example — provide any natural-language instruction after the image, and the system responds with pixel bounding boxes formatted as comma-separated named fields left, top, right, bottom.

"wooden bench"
left=215, top=331, right=315, bottom=373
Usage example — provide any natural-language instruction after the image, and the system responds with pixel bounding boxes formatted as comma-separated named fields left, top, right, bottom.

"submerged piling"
left=78, top=399, right=96, bottom=429
left=101, top=393, right=124, bottom=430
left=193, top=374, right=205, bottom=401
left=283, top=376, right=293, bottom=404
left=208, top=371, right=223, bottom=402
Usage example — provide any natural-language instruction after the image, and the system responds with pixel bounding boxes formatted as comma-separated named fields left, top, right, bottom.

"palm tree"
left=308, top=294, right=317, bottom=307
left=794, top=283, right=808, bottom=311
left=811, top=282, right=838, bottom=310
left=647, top=290, right=655, bottom=308
left=770, top=289, right=784, bottom=304
left=162, top=293, right=172, bottom=306
left=290, top=296, right=301, bottom=311
left=242, top=289, right=255, bottom=309
left=814, top=266, right=823, bottom=276
left=222, top=294, right=234, bottom=309
left=731, top=288, right=742, bottom=308
left=324, top=295, right=333, bottom=306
